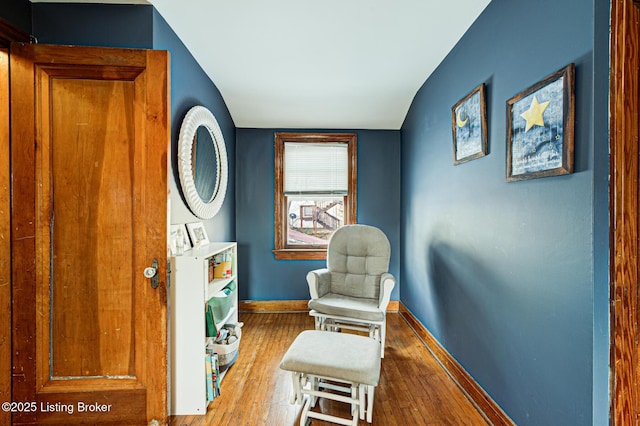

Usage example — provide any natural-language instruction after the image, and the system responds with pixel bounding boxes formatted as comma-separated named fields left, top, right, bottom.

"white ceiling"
left=34, top=0, right=492, bottom=129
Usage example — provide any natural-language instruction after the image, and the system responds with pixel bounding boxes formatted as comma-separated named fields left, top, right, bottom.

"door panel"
left=50, top=78, right=137, bottom=379
left=11, top=43, right=169, bottom=425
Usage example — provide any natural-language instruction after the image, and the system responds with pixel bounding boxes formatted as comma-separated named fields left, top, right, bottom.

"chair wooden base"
left=309, top=310, right=387, bottom=358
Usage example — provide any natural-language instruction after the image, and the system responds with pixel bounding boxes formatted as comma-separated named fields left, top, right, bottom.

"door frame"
left=0, top=18, right=30, bottom=426
left=610, top=0, right=640, bottom=424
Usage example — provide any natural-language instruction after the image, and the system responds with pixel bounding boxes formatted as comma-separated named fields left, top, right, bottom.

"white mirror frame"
left=177, top=105, right=228, bottom=220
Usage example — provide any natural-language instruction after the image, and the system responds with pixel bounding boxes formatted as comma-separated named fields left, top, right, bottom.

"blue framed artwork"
left=506, top=63, right=575, bottom=182
left=451, top=83, right=488, bottom=165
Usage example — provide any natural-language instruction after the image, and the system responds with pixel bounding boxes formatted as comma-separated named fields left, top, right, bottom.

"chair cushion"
left=280, top=330, right=381, bottom=386
left=308, top=293, right=384, bottom=322
left=327, top=225, right=390, bottom=299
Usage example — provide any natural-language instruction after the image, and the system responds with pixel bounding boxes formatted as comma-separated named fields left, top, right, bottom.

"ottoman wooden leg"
left=358, top=384, right=366, bottom=420
left=366, top=385, right=375, bottom=423
left=299, top=395, right=312, bottom=426
left=290, top=372, right=302, bottom=404
left=310, top=376, right=319, bottom=407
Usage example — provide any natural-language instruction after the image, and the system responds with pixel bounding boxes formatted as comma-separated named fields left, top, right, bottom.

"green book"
left=205, top=304, right=217, bottom=337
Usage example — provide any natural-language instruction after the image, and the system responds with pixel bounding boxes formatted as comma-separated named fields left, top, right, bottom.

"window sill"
left=273, top=249, right=327, bottom=260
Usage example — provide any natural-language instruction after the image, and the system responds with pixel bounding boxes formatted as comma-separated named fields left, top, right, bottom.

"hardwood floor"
left=169, top=312, right=489, bottom=426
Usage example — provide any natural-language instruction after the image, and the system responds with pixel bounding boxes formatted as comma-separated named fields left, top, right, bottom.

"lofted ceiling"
left=33, top=0, right=492, bottom=129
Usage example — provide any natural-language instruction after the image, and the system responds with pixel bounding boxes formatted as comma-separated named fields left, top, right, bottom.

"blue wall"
left=32, top=3, right=152, bottom=48
left=235, top=129, right=401, bottom=301
left=31, top=4, right=236, bottom=243
left=592, top=2, right=611, bottom=425
left=0, top=0, right=30, bottom=34
left=400, top=0, right=608, bottom=424
left=152, top=11, right=236, bottom=242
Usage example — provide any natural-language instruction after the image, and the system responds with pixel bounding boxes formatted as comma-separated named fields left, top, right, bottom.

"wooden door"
left=10, top=43, right=169, bottom=425
left=0, top=43, right=10, bottom=426
left=611, top=0, right=640, bottom=424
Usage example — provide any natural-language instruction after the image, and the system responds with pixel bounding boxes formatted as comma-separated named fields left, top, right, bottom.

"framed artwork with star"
left=451, top=83, right=488, bottom=165
left=506, top=63, right=575, bottom=182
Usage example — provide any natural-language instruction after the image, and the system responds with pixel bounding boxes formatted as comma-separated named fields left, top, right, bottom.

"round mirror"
left=178, top=106, right=228, bottom=219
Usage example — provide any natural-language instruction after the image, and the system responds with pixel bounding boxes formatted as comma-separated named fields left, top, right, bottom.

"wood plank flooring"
left=169, top=312, right=489, bottom=426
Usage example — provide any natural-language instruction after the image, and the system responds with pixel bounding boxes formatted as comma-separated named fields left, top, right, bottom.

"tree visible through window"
left=274, top=133, right=357, bottom=260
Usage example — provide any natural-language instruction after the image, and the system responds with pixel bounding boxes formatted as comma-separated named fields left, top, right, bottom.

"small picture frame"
left=169, top=224, right=191, bottom=255
left=186, top=221, right=210, bottom=246
left=451, top=83, right=488, bottom=165
left=506, top=63, right=575, bottom=182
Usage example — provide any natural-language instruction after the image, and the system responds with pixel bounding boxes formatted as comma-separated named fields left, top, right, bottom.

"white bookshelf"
left=169, top=242, right=238, bottom=416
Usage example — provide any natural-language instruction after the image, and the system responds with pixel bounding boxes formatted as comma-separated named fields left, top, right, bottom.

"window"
left=274, top=132, right=357, bottom=260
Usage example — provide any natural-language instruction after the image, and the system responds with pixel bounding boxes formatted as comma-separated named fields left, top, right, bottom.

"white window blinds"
left=284, top=142, right=348, bottom=195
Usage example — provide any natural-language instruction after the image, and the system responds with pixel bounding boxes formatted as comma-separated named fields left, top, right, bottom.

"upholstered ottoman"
left=279, top=330, right=381, bottom=425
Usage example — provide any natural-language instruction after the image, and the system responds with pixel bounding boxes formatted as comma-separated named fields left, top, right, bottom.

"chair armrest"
left=378, top=272, right=396, bottom=311
left=307, top=268, right=331, bottom=299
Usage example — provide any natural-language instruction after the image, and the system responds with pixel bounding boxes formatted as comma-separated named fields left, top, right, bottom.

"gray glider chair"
left=307, top=224, right=396, bottom=357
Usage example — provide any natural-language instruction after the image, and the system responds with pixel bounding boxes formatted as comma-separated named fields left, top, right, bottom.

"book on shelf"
left=213, top=352, right=221, bottom=397
left=205, top=353, right=214, bottom=401
left=213, top=250, right=233, bottom=279
left=206, top=348, right=221, bottom=398
left=208, top=257, right=215, bottom=283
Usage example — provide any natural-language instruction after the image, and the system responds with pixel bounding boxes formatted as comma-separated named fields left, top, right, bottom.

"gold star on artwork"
left=520, top=95, right=550, bottom=132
